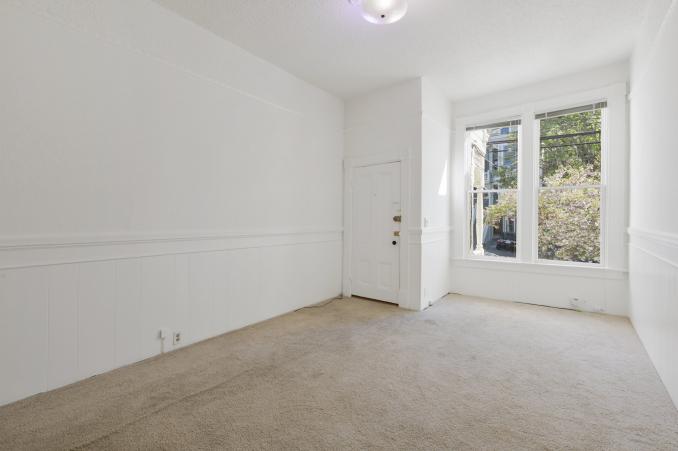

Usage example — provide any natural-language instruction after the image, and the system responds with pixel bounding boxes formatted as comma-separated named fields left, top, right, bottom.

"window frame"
left=532, top=102, right=608, bottom=267
left=460, top=92, right=616, bottom=269
left=464, top=119, right=522, bottom=262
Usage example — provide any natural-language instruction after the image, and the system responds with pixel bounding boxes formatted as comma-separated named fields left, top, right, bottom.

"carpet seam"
left=68, top=360, right=279, bottom=450
left=67, top=322, right=339, bottom=450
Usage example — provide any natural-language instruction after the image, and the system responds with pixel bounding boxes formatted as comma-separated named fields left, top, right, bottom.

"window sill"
left=451, top=257, right=627, bottom=280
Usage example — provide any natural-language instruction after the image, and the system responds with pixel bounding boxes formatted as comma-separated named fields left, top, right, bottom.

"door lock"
left=393, top=215, right=402, bottom=222
left=393, top=231, right=400, bottom=237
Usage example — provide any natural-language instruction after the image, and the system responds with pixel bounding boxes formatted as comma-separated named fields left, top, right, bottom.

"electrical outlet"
left=570, top=297, right=585, bottom=310
left=172, top=331, right=181, bottom=346
left=569, top=297, right=604, bottom=313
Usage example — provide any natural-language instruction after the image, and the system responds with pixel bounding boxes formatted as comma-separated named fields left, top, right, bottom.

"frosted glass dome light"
left=349, top=0, right=408, bottom=25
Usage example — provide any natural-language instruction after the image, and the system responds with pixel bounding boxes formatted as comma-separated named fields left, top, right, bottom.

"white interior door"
left=351, top=162, right=401, bottom=303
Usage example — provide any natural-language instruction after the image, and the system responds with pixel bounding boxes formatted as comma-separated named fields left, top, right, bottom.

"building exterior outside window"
left=467, top=123, right=519, bottom=258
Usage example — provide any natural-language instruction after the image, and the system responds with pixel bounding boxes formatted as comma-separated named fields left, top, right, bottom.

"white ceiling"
left=154, top=0, right=650, bottom=101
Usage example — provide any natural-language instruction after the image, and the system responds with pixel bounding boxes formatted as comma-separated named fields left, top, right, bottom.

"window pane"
left=539, top=109, right=602, bottom=187
left=470, top=191, right=517, bottom=258
left=538, top=188, right=600, bottom=263
left=468, top=125, right=519, bottom=190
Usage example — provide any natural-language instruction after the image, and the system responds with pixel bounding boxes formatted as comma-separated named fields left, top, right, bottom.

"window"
left=466, top=120, right=520, bottom=258
left=464, top=102, right=607, bottom=265
left=537, top=103, right=605, bottom=263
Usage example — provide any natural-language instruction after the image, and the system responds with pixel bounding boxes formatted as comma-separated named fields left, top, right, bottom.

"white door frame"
left=343, top=152, right=411, bottom=307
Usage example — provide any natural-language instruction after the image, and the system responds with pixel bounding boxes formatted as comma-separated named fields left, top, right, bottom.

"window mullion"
left=538, top=184, right=602, bottom=191
left=517, top=111, right=534, bottom=263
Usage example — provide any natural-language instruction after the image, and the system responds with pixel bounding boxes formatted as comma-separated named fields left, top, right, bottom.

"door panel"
left=351, top=162, right=401, bottom=303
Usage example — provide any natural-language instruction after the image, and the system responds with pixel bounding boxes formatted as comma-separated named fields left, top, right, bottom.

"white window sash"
left=464, top=103, right=607, bottom=266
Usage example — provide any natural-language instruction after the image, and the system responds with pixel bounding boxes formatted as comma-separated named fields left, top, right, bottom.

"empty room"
left=1, top=0, right=678, bottom=449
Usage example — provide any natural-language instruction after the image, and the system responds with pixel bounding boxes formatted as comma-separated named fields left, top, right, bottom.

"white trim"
left=628, top=227, right=678, bottom=269
left=451, top=258, right=627, bottom=280
left=530, top=116, right=540, bottom=263
left=0, top=228, right=342, bottom=250
left=456, top=85, right=624, bottom=125
left=343, top=153, right=406, bottom=169
left=537, top=184, right=603, bottom=191
left=409, top=227, right=452, bottom=245
left=628, top=227, right=678, bottom=247
left=0, top=229, right=342, bottom=270
left=600, top=105, right=610, bottom=266
left=467, top=188, right=517, bottom=193
left=630, top=244, right=678, bottom=270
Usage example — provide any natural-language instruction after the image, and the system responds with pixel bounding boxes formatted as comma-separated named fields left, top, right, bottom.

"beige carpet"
left=1, top=295, right=677, bottom=450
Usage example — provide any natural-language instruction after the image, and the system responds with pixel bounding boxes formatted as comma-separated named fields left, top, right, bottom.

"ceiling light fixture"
left=348, top=0, right=408, bottom=25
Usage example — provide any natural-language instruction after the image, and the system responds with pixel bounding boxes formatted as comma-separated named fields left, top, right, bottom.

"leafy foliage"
left=495, top=166, right=517, bottom=189
left=538, top=167, right=600, bottom=263
left=540, top=110, right=601, bottom=186
left=484, top=191, right=516, bottom=226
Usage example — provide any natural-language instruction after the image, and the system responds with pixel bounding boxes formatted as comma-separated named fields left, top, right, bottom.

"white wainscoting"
left=0, top=0, right=344, bottom=407
left=414, top=227, right=452, bottom=307
left=450, top=260, right=629, bottom=316
left=0, top=230, right=342, bottom=406
left=628, top=227, right=678, bottom=408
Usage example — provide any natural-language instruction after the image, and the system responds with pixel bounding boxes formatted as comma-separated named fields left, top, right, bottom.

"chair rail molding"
left=628, top=227, right=678, bottom=268
left=0, top=228, right=343, bottom=270
left=408, top=226, right=453, bottom=245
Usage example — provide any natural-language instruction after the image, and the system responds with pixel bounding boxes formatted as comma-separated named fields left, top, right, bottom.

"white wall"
left=343, top=78, right=452, bottom=310
left=450, top=63, right=630, bottom=316
left=344, top=79, right=422, bottom=310
left=452, top=61, right=630, bottom=118
left=628, top=0, right=678, bottom=407
left=420, top=79, right=452, bottom=306
left=344, top=80, right=422, bottom=161
left=0, top=0, right=343, bottom=406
